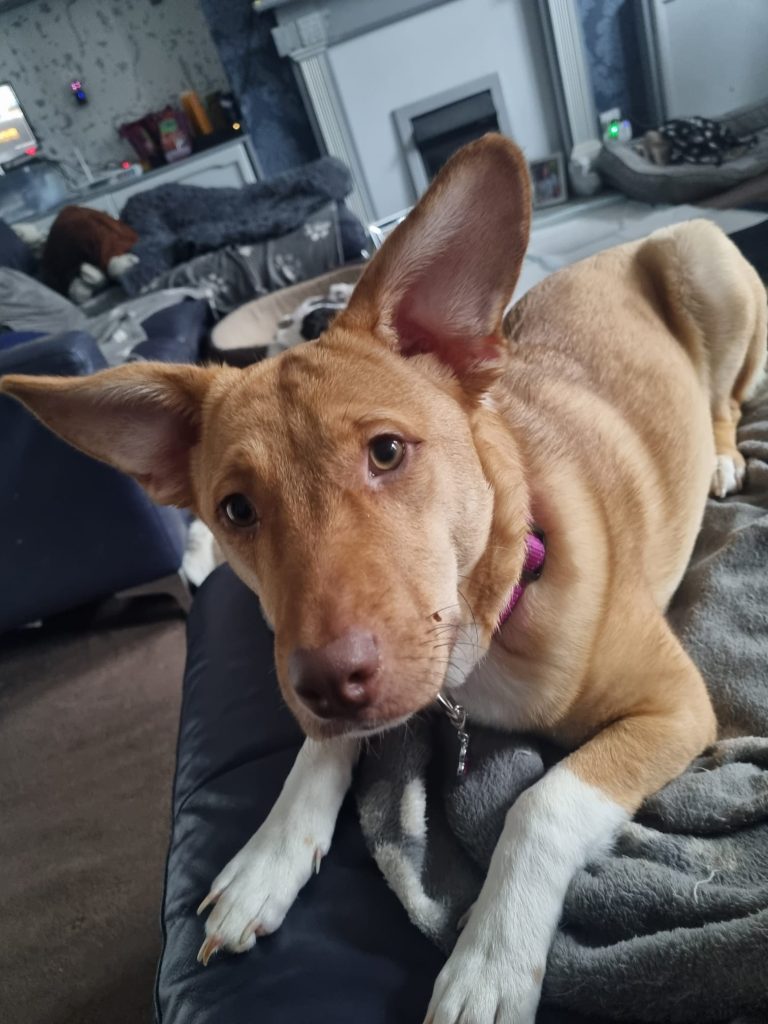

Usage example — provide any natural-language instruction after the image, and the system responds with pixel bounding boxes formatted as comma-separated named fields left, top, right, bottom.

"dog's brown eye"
left=369, top=435, right=405, bottom=473
left=221, top=493, right=258, bottom=527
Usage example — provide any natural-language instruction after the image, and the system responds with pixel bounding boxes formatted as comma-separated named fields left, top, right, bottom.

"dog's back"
left=501, top=219, right=765, bottom=608
left=4, top=137, right=766, bottom=1024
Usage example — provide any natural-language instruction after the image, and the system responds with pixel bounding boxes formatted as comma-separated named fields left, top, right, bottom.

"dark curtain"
left=199, top=0, right=320, bottom=176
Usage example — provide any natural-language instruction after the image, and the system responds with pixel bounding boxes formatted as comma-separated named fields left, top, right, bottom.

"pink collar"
left=496, top=529, right=546, bottom=630
left=438, top=530, right=545, bottom=778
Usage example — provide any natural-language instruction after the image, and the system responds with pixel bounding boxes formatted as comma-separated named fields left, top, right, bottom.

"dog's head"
left=1, top=135, right=532, bottom=738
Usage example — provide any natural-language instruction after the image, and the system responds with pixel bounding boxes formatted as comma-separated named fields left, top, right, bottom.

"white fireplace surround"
left=266, top=0, right=598, bottom=223
left=392, top=73, right=513, bottom=201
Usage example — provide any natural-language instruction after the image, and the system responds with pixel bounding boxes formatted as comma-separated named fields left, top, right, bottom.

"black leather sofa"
left=155, top=564, right=445, bottom=1024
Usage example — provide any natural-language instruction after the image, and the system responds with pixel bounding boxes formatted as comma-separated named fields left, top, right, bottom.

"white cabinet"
left=78, top=193, right=122, bottom=218
left=15, top=137, right=261, bottom=231
left=112, top=138, right=260, bottom=213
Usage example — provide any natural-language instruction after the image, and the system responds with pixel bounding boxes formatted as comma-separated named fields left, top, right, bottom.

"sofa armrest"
left=0, top=330, right=187, bottom=632
left=0, top=330, right=107, bottom=378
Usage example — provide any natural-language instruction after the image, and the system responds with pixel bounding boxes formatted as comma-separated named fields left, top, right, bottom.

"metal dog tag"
left=455, top=727, right=469, bottom=778
left=437, top=692, right=470, bottom=778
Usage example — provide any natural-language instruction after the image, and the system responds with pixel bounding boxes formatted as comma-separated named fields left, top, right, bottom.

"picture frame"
left=529, top=152, right=567, bottom=209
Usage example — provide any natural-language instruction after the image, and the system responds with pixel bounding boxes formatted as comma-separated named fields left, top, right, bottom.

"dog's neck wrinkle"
left=462, top=403, right=532, bottom=635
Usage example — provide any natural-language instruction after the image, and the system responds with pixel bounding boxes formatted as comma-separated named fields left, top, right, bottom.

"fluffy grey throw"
left=355, top=385, right=768, bottom=1024
left=118, top=157, right=367, bottom=295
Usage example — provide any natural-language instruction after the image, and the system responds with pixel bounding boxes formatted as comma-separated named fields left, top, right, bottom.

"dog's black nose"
left=290, top=629, right=380, bottom=719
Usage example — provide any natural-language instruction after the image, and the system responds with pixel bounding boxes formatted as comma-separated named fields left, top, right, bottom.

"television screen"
left=0, top=83, right=38, bottom=166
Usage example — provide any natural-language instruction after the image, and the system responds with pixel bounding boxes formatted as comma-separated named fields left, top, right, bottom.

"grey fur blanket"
left=118, top=157, right=368, bottom=295
left=356, top=384, right=768, bottom=1024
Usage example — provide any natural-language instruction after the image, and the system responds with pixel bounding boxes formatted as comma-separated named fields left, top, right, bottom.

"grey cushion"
left=0, top=267, right=87, bottom=335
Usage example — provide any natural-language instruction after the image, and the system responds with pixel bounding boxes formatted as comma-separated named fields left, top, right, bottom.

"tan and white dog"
left=3, top=136, right=766, bottom=1024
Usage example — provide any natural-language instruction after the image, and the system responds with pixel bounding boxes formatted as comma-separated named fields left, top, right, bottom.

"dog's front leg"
left=425, top=644, right=715, bottom=1023
left=197, top=735, right=358, bottom=963
left=424, top=762, right=628, bottom=1024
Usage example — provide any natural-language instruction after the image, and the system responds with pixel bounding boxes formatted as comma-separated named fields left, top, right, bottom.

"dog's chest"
left=451, top=645, right=552, bottom=733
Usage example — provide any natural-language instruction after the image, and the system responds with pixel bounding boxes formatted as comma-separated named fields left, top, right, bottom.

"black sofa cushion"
left=130, top=297, right=212, bottom=364
left=156, top=565, right=445, bottom=1024
left=0, top=331, right=187, bottom=632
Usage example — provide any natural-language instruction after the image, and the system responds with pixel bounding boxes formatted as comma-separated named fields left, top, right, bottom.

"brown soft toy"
left=41, top=205, right=139, bottom=299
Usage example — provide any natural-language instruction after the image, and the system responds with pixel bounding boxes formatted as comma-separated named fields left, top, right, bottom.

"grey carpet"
left=0, top=613, right=185, bottom=1024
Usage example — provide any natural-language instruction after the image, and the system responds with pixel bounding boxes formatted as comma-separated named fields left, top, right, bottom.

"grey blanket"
left=118, top=157, right=368, bottom=295
left=135, top=202, right=343, bottom=316
left=356, top=385, right=768, bottom=1024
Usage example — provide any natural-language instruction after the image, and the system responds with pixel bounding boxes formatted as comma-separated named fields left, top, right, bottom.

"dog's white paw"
left=182, top=518, right=221, bottom=587
left=710, top=452, right=745, bottom=499
left=196, top=738, right=358, bottom=965
left=424, top=913, right=543, bottom=1024
left=196, top=823, right=326, bottom=964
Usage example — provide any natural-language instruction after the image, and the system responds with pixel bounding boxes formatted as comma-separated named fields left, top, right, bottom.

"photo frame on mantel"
left=529, top=152, right=567, bottom=209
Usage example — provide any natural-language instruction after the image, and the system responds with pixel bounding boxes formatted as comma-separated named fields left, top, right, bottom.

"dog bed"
left=210, top=263, right=364, bottom=367
left=598, top=99, right=768, bottom=204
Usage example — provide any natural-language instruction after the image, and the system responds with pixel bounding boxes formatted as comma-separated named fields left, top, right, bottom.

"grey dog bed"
left=355, top=383, right=768, bottom=1024
left=598, top=99, right=768, bottom=205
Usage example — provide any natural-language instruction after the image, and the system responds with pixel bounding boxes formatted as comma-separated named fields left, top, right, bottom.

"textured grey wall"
left=0, top=0, right=229, bottom=173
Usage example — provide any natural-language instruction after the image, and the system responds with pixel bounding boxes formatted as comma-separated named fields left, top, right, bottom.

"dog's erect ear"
left=0, top=363, right=214, bottom=507
left=338, top=134, right=531, bottom=379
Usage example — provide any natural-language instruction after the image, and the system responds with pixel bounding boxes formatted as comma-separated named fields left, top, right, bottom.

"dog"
left=3, top=135, right=766, bottom=1024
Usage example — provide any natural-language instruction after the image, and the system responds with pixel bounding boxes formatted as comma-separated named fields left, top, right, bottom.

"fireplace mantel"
left=261, top=0, right=456, bottom=225
left=262, top=0, right=451, bottom=45
left=259, top=0, right=597, bottom=224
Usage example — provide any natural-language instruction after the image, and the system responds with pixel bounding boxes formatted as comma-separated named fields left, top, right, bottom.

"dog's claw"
left=196, top=890, right=220, bottom=916
left=237, top=917, right=272, bottom=947
left=239, top=919, right=258, bottom=946
left=313, top=848, right=323, bottom=875
left=197, top=935, right=222, bottom=966
left=456, top=902, right=475, bottom=931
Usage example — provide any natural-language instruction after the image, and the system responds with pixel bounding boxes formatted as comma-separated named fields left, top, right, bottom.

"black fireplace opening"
left=410, top=90, right=499, bottom=180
